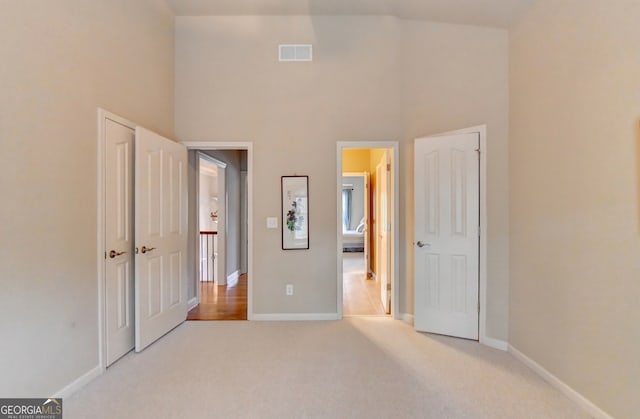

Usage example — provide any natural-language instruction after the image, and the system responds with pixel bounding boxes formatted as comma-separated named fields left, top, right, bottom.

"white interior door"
left=135, top=127, right=188, bottom=352
left=363, top=172, right=370, bottom=278
left=105, top=118, right=135, bottom=365
left=414, top=133, right=479, bottom=340
left=376, top=156, right=391, bottom=314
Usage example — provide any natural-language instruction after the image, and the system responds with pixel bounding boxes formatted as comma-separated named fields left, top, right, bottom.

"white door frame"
left=183, top=142, right=254, bottom=320
left=425, top=125, right=491, bottom=347
left=97, top=108, right=138, bottom=371
left=336, top=141, right=400, bottom=319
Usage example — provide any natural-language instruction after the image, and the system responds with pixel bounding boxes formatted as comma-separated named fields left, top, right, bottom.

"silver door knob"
left=416, top=241, right=430, bottom=248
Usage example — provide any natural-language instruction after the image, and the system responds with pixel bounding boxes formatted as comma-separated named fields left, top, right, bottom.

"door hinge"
left=387, top=283, right=392, bottom=291
left=386, top=163, right=391, bottom=171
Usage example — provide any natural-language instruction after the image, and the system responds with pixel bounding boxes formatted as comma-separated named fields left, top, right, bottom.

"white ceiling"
left=165, top=0, right=535, bottom=28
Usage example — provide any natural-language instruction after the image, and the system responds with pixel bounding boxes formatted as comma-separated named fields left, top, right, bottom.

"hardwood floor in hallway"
left=188, top=254, right=383, bottom=320
left=343, top=253, right=386, bottom=316
left=187, top=274, right=248, bottom=320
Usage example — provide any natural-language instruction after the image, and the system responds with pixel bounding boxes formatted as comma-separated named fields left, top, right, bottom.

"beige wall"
left=0, top=0, right=175, bottom=396
left=176, top=15, right=509, bottom=339
left=177, top=16, right=402, bottom=315
left=509, top=1, right=640, bottom=417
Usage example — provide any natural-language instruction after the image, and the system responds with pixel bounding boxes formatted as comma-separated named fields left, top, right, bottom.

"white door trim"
left=182, top=141, right=254, bottom=320
left=425, top=125, right=489, bottom=346
left=336, top=141, right=400, bottom=320
left=96, top=108, right=138, bottom=372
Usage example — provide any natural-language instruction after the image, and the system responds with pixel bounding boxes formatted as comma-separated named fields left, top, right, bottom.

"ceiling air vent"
left=279, top=44, right=312, bottom=62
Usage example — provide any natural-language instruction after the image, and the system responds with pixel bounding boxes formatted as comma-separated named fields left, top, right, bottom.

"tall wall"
left=0, top=0, right=175, bottom=396
left=175, top=15, right=509, bottom=338
left=509, top=1, right=640, bottom=417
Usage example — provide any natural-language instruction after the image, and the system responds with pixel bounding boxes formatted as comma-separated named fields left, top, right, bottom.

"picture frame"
left=281, top=176, right=309, bottom=250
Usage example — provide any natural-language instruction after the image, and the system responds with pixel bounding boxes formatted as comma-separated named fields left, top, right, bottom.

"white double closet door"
left=104, top=116, right=188, bottom=366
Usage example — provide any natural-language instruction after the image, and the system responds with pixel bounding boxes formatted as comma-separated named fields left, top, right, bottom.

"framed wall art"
left=281, top=176, right=309, bottom=250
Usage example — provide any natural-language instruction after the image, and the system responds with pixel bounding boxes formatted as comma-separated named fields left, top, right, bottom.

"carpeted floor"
left=66, top=318, right=588, bottom=418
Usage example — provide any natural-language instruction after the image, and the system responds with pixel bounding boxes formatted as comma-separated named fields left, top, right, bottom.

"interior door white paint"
left=363, top=172, right=370, bottom=279
left=414, top=133, right=479, bottom=340
left=376, top=156, right=391, bottom=314
left=104, top=118, right=135, bottom=366
left=135, top=127, right=188, bottom=352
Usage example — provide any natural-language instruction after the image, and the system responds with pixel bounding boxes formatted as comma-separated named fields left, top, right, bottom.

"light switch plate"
left=267, top=217, right=278, bottom=229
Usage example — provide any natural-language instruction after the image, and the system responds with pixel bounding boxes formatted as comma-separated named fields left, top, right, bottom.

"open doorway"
left=197, top=154, right=225, bottom=286
left=338, top=144, right=398, bottom=317
left=342, top=172, right=380, bottom=314
left=186, top=147, right=249, bottom=321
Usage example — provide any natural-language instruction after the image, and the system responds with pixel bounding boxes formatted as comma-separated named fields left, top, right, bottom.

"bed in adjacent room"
left=343, top=219, right=365, bottom=252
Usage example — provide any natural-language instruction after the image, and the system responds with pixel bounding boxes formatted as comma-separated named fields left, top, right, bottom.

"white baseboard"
left=509, top=344, right=613, bottom=419
left=481, top=335, right=508, bottom=351
left=400, top=313, right=414, bottom=325
left=227, top=270, right=239, bottom=283
left=252, top=313, right=339, bottom=321
left=54, top=364, right=102, bottom=398
left=187, top=297, right=198, bottom=311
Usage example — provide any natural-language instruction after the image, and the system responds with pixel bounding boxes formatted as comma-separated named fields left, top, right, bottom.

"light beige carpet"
left=66, top=318, right=588, bottom=418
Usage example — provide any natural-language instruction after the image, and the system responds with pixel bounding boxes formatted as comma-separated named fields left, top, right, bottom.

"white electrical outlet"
left=286, top=284, right=294, bottom=296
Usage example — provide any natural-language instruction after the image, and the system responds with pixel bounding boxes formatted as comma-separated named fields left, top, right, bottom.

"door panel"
left=376, top=156, right=391, bottom=314
left=414, top=133, right=479, bottom=340
left=363, top=173, right=370, bottom=278
left=135, top=127, right=188, bottom=352
left=105, top=118, right=135, bottom=366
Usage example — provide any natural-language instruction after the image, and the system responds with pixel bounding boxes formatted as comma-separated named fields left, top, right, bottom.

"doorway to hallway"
left=337, top=143, right=399, bottom=318
left=183, top=145, right=252, bottom=321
